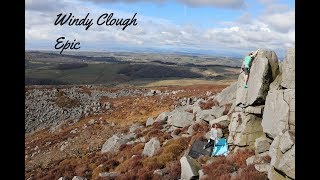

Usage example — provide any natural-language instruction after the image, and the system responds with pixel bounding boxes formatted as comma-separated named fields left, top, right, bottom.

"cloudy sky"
left=25, top=0, right=295, bottom=57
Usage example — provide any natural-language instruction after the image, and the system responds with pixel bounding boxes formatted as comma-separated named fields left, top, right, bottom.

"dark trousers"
left=204, top=139, right=215, bottom=149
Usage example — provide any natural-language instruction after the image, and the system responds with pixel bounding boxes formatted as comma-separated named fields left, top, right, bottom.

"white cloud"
left=25, top=0, right=294, bottom=57
left=77, top=0, right=245, bottom=9
left=261, top=10, right=295, bottom=33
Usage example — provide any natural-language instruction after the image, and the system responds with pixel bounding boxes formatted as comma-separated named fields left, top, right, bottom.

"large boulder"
left=262, top=89, right=294, bottom=138
left=142, top=137, right=160, bottom=157
left=214, top=82, right=237, bottom=106
left=167, top=110, right=194, bottom=128
left=180, top=155, right=201, bottom=180
left=255, top=49, right=280, bottom=80
left=281, top=48, right=295, bottom=89
left=155, top=111, right=170, bottom=122
left=236, top=56, right=273, bottom=107
left=101, top=133, right=135, bottom=153
left=228, top=112, right=264, bottom=147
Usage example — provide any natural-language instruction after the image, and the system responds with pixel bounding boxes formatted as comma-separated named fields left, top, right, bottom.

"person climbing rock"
left=241, top=49, right=260, bottom=88
left=203, top=124, right=223, bottom=149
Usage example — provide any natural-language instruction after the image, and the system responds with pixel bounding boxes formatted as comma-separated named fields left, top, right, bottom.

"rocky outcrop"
left=228, top=112, right=264, bottom=147
left=236, top=50, right=279, bottom=107
left=281, top=48, right=295, bottom=89
left=180, top=155, right=201, bottom=180
left=142, top=137, right=160, bottom=157
left=261, top=48, right=295, bottom=179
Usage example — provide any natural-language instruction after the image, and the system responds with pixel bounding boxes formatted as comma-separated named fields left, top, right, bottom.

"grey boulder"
left=167, top=110, right=194, bottom=128
left=180, top=155, right=201, bottom=180
left=142, top=137, right=160, bottom=157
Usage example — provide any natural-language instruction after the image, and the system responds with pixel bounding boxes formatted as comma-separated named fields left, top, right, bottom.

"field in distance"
left=25, top=51, right=242, bottom=87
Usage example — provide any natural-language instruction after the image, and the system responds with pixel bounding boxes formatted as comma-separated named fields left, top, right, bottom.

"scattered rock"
left=129, top=123, right=144, bottom=133
left=180, top=155, right=201, bottom=180
left=99, top=172, right=119, bottom=178
left=72, top=176, right=87, bottom=180
left=70, top=129, right=77, bottom=134
left=88, top=119, right=95, bottom=125
left=153, top=169, right=164, bottom=176
left=142, top=137, right=160, bottom=157
left=146, top=117, right=154, bottom=127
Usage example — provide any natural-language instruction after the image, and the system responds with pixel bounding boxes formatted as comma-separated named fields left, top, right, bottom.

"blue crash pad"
left=212, top=138, right=229, bottom=156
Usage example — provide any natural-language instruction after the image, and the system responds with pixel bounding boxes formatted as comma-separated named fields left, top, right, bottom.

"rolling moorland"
left=25, top=51, right=241, bottom=86
left=25, top=49, right=294, bottom=180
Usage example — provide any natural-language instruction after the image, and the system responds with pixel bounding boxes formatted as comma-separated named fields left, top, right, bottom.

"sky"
left=25, top=0, right=295, bottom=57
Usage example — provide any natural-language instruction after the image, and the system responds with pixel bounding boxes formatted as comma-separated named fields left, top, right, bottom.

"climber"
left=241, top=49, right=260, bottom=88
left=203, top=124, right=223, bottom=150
